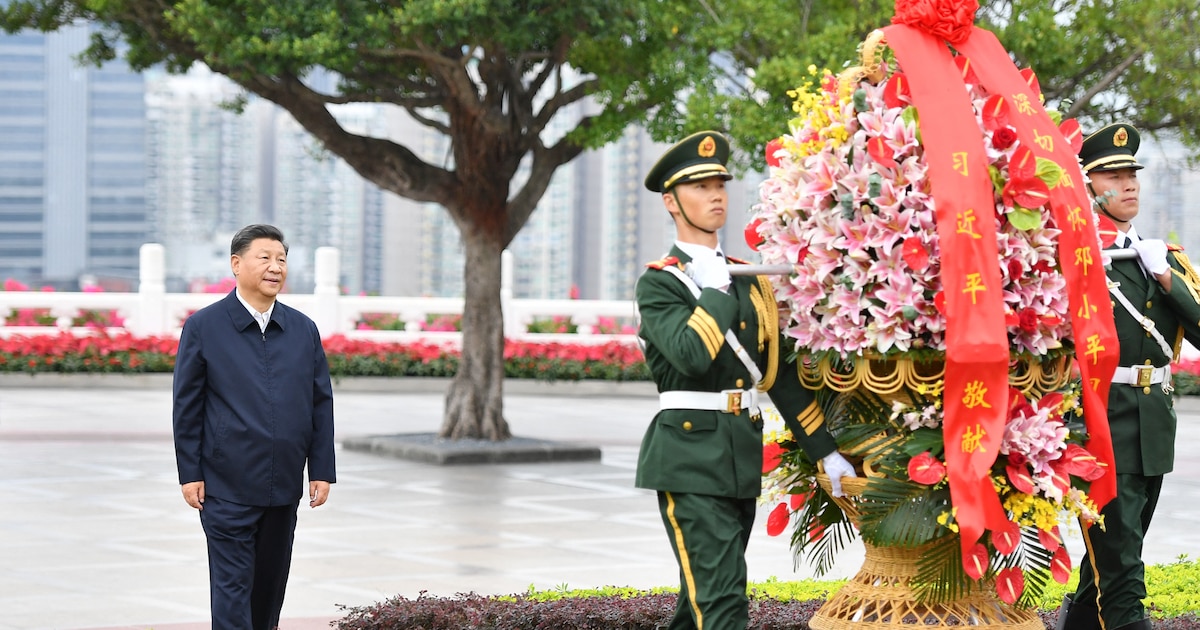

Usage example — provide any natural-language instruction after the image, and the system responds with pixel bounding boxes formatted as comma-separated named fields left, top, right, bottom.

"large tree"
left=676, top=0, right=1200, bottom=170
left=2, top=0, right=718, bottom=441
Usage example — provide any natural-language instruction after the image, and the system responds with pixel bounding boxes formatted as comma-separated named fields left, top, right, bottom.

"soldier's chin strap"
left=670, top=188, right=716, bottom=235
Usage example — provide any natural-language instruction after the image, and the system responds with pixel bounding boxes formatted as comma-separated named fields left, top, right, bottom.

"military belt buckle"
left=1135, top=365, right=1154, bottom=388
left=724, top=391, right=742, bottom=415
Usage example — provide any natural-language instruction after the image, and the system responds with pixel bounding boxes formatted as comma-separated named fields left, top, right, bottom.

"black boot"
left=1059, top=595, right=1102, bottom=630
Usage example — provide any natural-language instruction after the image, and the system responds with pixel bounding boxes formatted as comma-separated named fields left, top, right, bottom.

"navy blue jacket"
left=173, top=291, right=336, bottom=506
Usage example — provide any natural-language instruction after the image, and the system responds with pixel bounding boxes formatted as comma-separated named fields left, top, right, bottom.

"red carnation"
left=1018, top=308, right=1039, bottom=333
left=991, top=127, right=1018, bottom=151
left=892, top=0, right=980, bottom=45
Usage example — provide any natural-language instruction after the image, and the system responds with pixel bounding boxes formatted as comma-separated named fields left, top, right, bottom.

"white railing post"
left=136, top=243, right=167, bottom=336
left=313, top=246, right=340, bottom=337
left=500, top=249, right=517, bottom=338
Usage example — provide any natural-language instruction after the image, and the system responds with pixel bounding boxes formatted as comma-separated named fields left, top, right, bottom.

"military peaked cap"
left=1079, top=123, right=1143, bottom=173
left=644, top=131, right=733, bottom=193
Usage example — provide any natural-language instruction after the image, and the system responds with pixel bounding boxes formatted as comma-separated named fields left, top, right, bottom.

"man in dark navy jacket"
left=173, top=224, right=336, bottom=630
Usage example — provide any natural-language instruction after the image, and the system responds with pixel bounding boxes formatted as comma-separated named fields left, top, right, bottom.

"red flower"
left=996, top=567, right=1025, bottom=604
left=868, top=136, right=898, bottom=169
left=991, top=127, right=1018, bottom=151
left=907, top=452, right=946, bottom=485
left=790, top=491, right=812, bottom=511
left=766, top=503, right=790, bottom=537
left=963, top=542, right=989, bottom=579
left=1006, top=258, right=1023, bottom=280
left=1006, top=464, right=1035, bottom=494
left=892, top=0, right=980, bottom=44
left=1038, top=525, right=1063, bottom=553
left=883, top=72, right=911, bottom=109
left=1059, top=119, right=1084, bottom=153
left=765, top=138, right=784, bottom=168
left=981, top=95, right=1010, bottom=131
left=1017, top=308, right=1039, bottom=333
left=1051, top=547, right=1072, bottom=584
left=1057, top=443, right=1106, bottom=481
left=745, top=217, right=766, bottom=252
left=954, top=54, right=979, bottom=86
left=763, top=441, right=785, bottom=473
left=901, top=236, right=930, bottom=271
left=990, top=519, right=1021, bottom=555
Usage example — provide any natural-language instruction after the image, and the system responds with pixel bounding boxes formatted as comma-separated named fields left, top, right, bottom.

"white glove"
left=689, top=250, right=731, bottom=292
left=1131, top=238, right=1170, bottom=276
left=821, top=451, right=857, bottom=498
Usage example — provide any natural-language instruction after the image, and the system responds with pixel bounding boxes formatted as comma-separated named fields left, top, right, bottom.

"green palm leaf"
left=857, top=477, right=948, bottom=548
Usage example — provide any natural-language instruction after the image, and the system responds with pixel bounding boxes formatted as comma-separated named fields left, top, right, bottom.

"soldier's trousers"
left=657, top=491, right=756, bottom=630
left=1072, top=472, right=1163, bottom=630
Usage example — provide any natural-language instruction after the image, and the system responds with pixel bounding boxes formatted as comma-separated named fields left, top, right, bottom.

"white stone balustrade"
left=0, top=244, right=641, bottom=346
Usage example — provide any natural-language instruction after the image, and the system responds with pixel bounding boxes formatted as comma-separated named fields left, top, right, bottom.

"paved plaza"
left=1, top=375, right=1198, bottom=630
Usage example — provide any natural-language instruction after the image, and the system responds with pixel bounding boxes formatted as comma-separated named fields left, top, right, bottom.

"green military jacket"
left=1106, top=244, right=1200, bottom=475
left=634, top=246, right=837, bottom=499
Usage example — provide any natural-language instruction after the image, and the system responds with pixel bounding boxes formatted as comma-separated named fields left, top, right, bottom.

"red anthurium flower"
left=1046, top=461, right=1073, bottom=495
left=1051, top=547, right=1072, bottom=584
left=1009, top=145, right=1037, bottom=180
left=991, top=520, right=1022, bottom=555
left=1038, top=391, right=1063, bottom=413
left=765, top=138, right=784, bottom=168
left=1004, top=310, right=1019, bottom=328
left=933, top=291, right=946, bottom=314
left=954, top=54, right=979, bottom=85
left=901, top=236, right=930, bottom=271
left=1020, top=67, right=1042, bottom=99
left=1058, top=444, right=1106, bottom=481
left=883, top=72, right=911, bottom=109
left=868, top=136, right=898, bottom=169
left=790, top=491, right=812, bottom=511
left=1006, top=464, right=1036, bottom=494
left=745, top=217, right=766, bottom=252
left=1039, top=525, right=1063, bottom=553
left=996, top=567, right=1025, bottom=604
left=762, top=441, right=786, bottom=473
left=908, top=452, right=946, bottom=485
left=809, top=521, right=827, bottom=542
left=1096, top=214, right=1119, bottom=248
left=1060, top=119, right=1084, bottom=153
left=963, top=543, right=989, bottom=580
left=1003, top=176, right=1051, bottom=210
left=981, top=94, right=1011, bottom=131
left=766, top=503, right=790, bottom=537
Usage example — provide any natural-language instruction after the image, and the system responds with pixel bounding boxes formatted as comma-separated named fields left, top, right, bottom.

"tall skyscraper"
left=145, top=66, right=267, bottom=288
left=0, top=25, right=147, bottom=289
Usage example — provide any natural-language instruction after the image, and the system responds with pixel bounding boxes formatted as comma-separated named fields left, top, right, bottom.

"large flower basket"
left=755, top=2, right=1123, bottom=627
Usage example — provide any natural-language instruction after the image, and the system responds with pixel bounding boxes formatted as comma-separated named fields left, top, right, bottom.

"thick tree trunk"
left=439, top=229, right=512, bottom=440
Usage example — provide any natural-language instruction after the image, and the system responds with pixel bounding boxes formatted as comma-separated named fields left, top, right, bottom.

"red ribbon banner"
left=957, top=30, right=1120, bottom=511
left=883, top=24, right=1013, bottom=566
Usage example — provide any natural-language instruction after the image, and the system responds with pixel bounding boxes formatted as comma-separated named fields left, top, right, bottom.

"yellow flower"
left=937, top=507, right=960, bottom=533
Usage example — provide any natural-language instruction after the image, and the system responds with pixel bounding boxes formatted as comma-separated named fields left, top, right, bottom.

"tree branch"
left=1066, top=49, right=1145, bottom=119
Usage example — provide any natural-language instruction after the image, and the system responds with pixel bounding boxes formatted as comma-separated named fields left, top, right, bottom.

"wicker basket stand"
left=808, top=474, right=1043, bottom=630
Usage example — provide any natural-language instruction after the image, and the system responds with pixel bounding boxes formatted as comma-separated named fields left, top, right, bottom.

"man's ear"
left=230, top=255, right=241, bottom=276
left=662, top=192, right=679, bottom=216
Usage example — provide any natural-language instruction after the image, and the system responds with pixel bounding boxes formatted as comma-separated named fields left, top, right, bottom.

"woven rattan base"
left=809, top=542, right=1043, bottom=630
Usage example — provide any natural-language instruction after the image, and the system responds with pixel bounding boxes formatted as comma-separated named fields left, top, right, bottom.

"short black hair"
left=231, top=224, right=288, bottom=256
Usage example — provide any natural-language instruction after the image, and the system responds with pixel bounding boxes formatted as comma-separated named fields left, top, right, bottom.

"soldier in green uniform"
left=1059, top=123, right=1200, bottom=630
left=635, top=130, right=856, bottom=630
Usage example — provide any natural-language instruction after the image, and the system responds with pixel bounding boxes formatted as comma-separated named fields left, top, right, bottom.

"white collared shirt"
left=674, top=240, right=725, bottom=262
left=235, top=290, right=275, bottom=333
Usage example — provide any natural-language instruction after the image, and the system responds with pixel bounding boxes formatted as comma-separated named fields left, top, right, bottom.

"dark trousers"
left=657, top=491, right=756, bottom=630
left=1072, top=473, right=1163, bottom=630
left=199, top=495, right=299, bottom=630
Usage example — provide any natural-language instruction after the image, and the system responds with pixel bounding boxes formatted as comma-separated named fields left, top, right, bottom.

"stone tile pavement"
left=0, top=377, right=1197, bottom=629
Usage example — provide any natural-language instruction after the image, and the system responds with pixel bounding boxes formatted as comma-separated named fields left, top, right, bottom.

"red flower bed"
left=0, top=333, right=650, bottom=381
